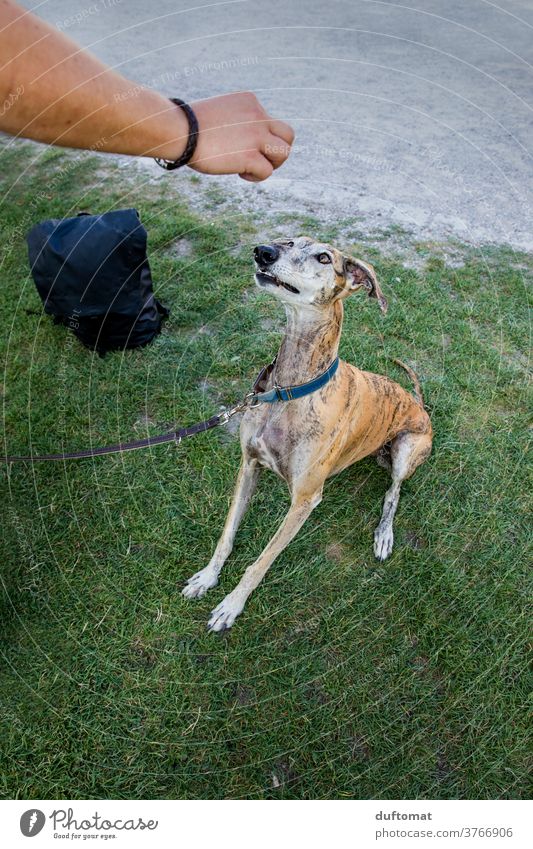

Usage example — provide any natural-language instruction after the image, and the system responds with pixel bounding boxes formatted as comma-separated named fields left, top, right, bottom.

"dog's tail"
left=392, top=358, right=424, bottom=406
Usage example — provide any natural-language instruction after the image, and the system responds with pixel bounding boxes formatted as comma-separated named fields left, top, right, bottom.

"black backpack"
left=27, top=208, right=168, bottom=354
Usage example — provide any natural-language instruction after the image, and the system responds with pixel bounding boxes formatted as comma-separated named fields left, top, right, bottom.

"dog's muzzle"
left=254, top=244, right=279, bottom=266
left=253, top=244, right=299, bottom=294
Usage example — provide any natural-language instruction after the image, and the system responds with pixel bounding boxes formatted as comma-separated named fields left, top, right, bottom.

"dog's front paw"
left=374, top=525, right=394, bottom=561
left=182, top=567, right=219, bottom=599
left=207, top=591, right=245, bottom=632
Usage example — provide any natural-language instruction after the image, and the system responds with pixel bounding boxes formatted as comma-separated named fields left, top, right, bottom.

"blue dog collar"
left=252, top=356, right=339, bottom=404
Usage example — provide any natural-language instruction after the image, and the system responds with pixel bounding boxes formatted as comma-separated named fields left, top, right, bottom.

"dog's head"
left=253, top=236, right=387, bottom=313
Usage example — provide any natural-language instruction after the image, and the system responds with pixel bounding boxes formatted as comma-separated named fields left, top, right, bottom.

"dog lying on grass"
left=183, top=237, right=433, bottom=631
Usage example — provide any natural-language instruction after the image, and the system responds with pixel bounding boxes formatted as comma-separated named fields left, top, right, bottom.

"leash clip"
left=218, top=409, right=234, bottom=425
left=219, top=392, right=260, bottom=425
left=218, top=403, right=244, bottom=424
left=243, top=391, right=261, bottom=409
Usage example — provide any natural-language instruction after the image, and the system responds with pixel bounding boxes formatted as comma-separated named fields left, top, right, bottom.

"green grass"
left=0, top=143, right=531, bottom=800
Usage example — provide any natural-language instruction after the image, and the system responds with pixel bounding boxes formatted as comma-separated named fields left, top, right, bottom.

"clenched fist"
left=188, top=92, right=295, bottom=182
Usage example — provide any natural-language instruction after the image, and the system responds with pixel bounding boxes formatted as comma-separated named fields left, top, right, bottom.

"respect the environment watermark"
left=55, top=0, right=122, bottom=31
left=113, top=57, right=260, bottom=103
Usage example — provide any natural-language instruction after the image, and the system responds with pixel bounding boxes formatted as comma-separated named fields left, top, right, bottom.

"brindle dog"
left=183, top=237, right=433, bottom=631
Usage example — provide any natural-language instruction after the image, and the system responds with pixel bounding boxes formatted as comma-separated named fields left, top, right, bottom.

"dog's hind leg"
left=373, top=430, right=432, bottom=561
left=207, top=488, right=323, bottom=632
left=182, top=457, right=260, bottom=599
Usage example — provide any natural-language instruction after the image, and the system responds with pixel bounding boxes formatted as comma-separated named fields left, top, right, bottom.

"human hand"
left=187, top=91, right=294, bottom=182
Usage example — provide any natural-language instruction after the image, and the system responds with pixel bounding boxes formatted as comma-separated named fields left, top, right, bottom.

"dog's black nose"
left=254, top=244, right=280, bottom=266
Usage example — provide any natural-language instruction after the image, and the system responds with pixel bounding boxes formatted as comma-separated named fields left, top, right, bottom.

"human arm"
left=0, top=0, right=294, bottom=181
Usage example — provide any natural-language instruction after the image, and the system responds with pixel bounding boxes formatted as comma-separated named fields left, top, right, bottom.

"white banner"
left=0, top=799, right=530, bottom=849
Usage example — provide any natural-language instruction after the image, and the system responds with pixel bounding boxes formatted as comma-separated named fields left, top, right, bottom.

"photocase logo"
left=20, top=810, right=46, bottom=837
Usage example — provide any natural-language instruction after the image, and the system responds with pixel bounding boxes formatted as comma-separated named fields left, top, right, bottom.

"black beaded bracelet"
left=154, top=97, right=199, bottom=170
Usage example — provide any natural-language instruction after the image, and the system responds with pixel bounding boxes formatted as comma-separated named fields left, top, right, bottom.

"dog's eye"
left=316, top=252, right=331, bottom=264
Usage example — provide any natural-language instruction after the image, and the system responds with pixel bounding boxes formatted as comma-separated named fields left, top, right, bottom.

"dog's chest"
left=241, top=404, right=298, bottom=477
left=246, top=426, right=287, bottom=477
left=241, top=404, right=321, bottom=481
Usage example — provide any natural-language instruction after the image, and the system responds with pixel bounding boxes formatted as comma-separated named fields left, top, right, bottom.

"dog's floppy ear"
left=343, top=257, right=388, bottom=314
